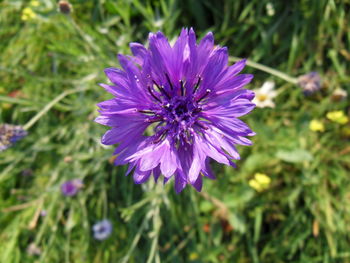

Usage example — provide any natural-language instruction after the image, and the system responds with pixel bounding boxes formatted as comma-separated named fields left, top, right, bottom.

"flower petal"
left=160, top=140, right=179, bottom=177
left=129, top=42, right=148, bottom=65
left=133, top=166, right=152, bottom=184
left=174, top=173, right=187, bottom=193
left=192, top=175, right=203, bottom=192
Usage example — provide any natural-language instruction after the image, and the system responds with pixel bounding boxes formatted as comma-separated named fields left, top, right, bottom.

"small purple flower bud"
left=40, top=210, right=47, bottom=217
left=22, top=169, right=33, bottom=176
left=27, top=243, right=41, bottom=256
left=92, top=219, right=113, bottom=240
left=60, top=179, right=83, bottom=196
left=0, top=124, right=27, bottom=152
left=58, top=0, right=72, bottom=14
left=297, top=72, right=322, bottom=96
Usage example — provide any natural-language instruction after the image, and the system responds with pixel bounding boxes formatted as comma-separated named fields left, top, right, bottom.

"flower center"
left=97, top=226, right=106, bottom=233
left=140, top=76, right=209, bottom=145
left=168, top=97, right=197, bottom=122
left=159, top=96, right=201, bottom=145
left=174, top=100, right=188, bottom=117
left=257, top=94, right=267, bottom=102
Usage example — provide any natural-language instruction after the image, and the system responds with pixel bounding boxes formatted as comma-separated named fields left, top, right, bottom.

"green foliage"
left=1, top=0, right=350, bottom=262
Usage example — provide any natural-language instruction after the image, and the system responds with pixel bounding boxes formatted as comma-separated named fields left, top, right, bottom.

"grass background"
left=1, top=0, right=350, bottom=262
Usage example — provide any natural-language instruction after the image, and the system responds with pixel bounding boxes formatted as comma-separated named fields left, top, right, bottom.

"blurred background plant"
left=0, top=0, right=349, bottom=262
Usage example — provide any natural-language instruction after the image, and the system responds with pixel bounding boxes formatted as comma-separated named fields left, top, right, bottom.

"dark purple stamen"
left=165, top=73, right=174, bottom=90
left=138, top=110, right=155, bottom=114
left=196, top=122, right=209, bottom=130
left=196, top=89, right=211, bottom=102
left=192, top=107, right=202, bottom=114
left=153, top=129, right=168, bottom=144
left=192, top=77, right=202, bottom=94
left=153, top=80, right=171, bottom=100
left=148, top=86, right=162, bottom=103
left=145, top=116, right=164, bottom=123
left=180, top=80, right=185, bottom=96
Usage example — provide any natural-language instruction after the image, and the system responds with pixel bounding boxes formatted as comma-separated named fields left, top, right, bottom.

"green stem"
left=146, top=206, right=160, bottom=263
left=229, top=56, right=298, bottom=84
left=68, top=16, right=101, bottom=55
left=120, top=213, right=152, bottom=263
left=23, top=87, right=86, bottom=130
left=146, top=185, right=162, bottom=263
left=0, top=95, right=33, bottom=106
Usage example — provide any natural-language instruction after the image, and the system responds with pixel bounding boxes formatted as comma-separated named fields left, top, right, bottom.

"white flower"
left=253, top=81, right=277, bottom=108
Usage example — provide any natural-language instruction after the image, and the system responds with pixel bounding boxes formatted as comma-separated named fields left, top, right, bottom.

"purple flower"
left=27, top=243, right=41, bottom=256
left=0, top=124, right=27, bottom=152
left=95, top=28, right=255, bottom=193
left=60, top=179, right=83, bottom=196
left=92, top=219, right=112, bottom=240
left=40, top=210, right=47, bottom=217
left=297, top=72, right=321, bottom=95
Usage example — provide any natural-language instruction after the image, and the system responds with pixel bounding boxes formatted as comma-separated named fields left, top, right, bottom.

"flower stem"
left=229, top=56, right=298, bottom=84
left=146, top=184, right=162, bottom=263
left=120, top=214, right=150, bottom=263
left=68, top=16, right=101, bottom=55
left=23, top=87, right=87, bottom=130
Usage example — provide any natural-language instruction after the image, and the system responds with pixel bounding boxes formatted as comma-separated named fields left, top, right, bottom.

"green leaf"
left=276, top=149, right=313, bottom=163
left=228, top=213, right=246, bottom=234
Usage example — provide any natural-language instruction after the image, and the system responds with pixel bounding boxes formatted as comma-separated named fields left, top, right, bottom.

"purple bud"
left=27, top=243, right=41, bottom=256
left=40, top=210, right=47, bottom=217
left=61, top=179, right=83, bottom=196
left=297, top=72, right=322, bottom=96
left=0, top=124, right=27, bottom=152
left=92, top=219, right=113, bottom=240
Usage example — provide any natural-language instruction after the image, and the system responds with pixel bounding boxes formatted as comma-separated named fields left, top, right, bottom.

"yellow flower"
left=249, top=173, right=271, bottom=192
left=21, top=7, right=36, bottom=21
left=30, top=0, right=40, bottom=7
left=309, top=119, right=325, bottom=132
left=326, top=111, right=349, bottom=125
left=189, top=252, right=199, bottom=261
left=21, top=14, right=28, bottom=21
left=23, top=7, right=34, bottom=15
